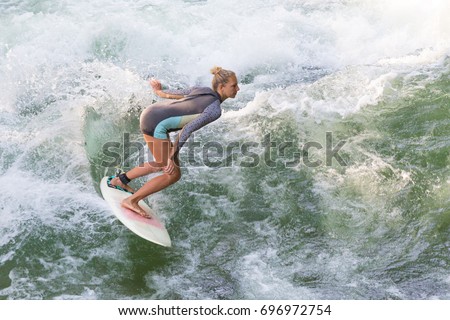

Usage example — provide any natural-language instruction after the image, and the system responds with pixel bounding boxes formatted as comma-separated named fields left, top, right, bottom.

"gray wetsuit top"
left=140, top=87, right=222, bottom=153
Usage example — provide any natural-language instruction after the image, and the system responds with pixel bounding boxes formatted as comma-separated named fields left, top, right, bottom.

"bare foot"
left=110, top=177, right=135, bottom=194
left=121, top=198, right=151, bottom=219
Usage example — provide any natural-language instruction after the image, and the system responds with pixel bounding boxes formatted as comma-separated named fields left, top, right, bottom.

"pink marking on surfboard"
left=123, top=208, right=164, bottom=229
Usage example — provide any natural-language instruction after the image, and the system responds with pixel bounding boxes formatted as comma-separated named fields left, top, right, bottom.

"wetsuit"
left=140, top=87, right=222, bottom=153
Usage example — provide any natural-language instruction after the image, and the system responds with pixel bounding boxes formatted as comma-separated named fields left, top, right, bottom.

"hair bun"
left=210, top=66, right=223, bottom=75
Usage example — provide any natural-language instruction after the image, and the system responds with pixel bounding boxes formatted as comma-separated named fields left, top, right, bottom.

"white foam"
left=246, top=256, right=306, bottom=298
left=1, top=0, right=449, bottom=300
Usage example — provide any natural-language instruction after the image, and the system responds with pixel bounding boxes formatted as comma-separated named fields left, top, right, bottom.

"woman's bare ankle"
left=111, top=177, right=135, bottom=193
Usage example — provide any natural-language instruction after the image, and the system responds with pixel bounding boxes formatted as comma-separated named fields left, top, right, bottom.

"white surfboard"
left=100, top=176, right=171, bottom=247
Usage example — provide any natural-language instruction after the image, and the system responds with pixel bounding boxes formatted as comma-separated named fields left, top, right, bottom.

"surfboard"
left=99, top=176, right=172, bottom=247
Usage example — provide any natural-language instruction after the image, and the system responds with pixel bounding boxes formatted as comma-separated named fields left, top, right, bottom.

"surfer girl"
left=108, top=66, right=240, bottom=217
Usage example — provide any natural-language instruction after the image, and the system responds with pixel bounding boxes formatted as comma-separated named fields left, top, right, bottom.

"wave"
left=0, top=0, right=449, bottom=299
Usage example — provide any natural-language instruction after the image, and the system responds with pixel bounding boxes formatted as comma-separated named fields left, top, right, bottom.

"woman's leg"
left=119, top=134, right=181, bottom=217
left=109, top=161, right=163, bottom=193
left=110, top=134, right=172, bottom=188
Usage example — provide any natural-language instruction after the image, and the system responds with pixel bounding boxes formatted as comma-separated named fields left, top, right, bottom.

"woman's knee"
left=147, top=161, right=165, bottom=171
left=168, top=168, right=181, bottom=184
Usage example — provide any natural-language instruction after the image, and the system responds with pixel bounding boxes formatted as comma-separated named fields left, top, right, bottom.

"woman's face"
left=220, top=75, right=240, bottom=100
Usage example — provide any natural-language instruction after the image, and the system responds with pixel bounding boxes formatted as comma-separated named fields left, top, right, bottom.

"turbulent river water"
left=0, top=0, right=449, bottom=299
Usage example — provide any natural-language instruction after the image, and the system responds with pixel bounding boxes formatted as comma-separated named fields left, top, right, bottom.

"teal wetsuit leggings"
left=140, top=87, right=222, bottom=151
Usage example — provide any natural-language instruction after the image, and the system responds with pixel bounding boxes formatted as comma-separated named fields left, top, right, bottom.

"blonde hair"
left=210, top=66, right=236, bottom=91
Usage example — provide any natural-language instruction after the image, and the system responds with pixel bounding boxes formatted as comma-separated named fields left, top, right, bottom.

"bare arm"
left=150, top=79, right=190, bottom=100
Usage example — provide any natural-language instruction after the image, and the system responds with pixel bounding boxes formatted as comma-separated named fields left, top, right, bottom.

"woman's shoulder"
left=189, top=87, right=220, bottom=99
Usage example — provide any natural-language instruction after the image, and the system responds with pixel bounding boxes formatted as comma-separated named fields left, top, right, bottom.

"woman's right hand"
left=163, top=157, right=177, bottom=175
left=150, top=78, right=163, bottom=94
left=149, top=78, right=184, bottom=100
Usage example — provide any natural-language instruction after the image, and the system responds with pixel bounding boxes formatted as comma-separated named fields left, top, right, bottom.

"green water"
left=1, top=0, right=449, bottom=300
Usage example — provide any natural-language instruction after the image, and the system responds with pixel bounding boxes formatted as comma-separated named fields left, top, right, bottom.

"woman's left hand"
left=164, top=158, right=177, bottom=175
